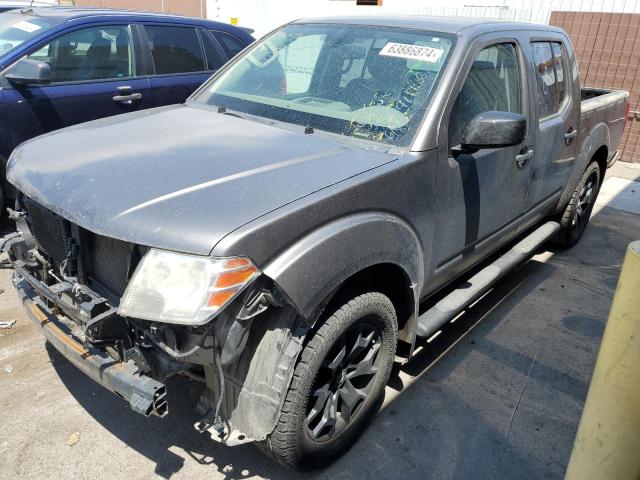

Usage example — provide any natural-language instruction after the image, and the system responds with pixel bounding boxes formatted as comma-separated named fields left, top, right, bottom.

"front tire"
left=264, top=292, right=397, bottom=470
left=554, top=161, right=601, bottom=248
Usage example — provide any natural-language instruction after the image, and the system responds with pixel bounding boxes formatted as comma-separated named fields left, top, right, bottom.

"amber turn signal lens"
left=224, top=258, right=252, bottom=269
left=208, top=290, right=236, bottom=308
left=215, top=265, right=258, bottom=289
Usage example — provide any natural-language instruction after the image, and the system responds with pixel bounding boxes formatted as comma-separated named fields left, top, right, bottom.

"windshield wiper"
left=216, top=105, right=244, bottom=119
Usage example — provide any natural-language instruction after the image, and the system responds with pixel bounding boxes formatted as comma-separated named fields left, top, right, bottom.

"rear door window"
left=212, top=30, right=246, bottom=57
left=551, top=42, right=567, bottom=107
left=145, top=25, right=205, bottom=75
left=532, top=41, right=568, bottom=120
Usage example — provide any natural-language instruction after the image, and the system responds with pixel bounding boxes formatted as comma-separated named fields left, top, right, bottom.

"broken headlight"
left=117, top=249, right=259, bottom=326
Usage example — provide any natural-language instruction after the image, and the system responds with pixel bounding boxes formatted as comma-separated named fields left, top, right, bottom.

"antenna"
left=21, top=0, right=36, bottom=14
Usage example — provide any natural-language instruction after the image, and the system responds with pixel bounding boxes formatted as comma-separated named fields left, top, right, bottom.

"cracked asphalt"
left=1, top=163, right=639, bottom=480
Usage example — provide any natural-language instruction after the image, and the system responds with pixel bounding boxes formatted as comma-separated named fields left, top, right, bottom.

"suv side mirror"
left=461, top=111, right=526, bottom=150
left=5, top=58, right=51, bottom=86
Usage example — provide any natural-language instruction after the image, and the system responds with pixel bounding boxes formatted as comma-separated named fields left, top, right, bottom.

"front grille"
left=85, top=233, right=131, bottom=297
left=24, top=197, right=71, bottom=268
left=24, top=197, right=132, bottom=299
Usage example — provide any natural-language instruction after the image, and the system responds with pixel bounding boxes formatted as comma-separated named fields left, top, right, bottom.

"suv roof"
left=13, top=6, right=246, bottom=31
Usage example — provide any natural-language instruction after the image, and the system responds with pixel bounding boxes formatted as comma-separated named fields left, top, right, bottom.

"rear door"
left=520, top=38, right=580, bottom=226
left=1, top=23, right=151, bottom=138
left=431, top=38, right=533, bottom=285
left=142, top=23, right=222, bottom=107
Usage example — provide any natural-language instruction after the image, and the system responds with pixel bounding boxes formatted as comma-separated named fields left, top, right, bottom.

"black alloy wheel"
left=305, top=320, right=382, bottom=442
left=263, top=292, right=397, bottom=470
left=572, top=169, right=598, bottom=231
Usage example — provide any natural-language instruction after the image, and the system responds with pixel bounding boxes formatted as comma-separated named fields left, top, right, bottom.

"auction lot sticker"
left=379, top=42, right=444, bottom=63
left=13, top=21, right=42, bottom=33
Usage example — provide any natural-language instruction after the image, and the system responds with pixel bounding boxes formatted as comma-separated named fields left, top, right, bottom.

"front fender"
left=263, top=211, right=424, bottom=320
left=202, top=213, right=424, bottom=443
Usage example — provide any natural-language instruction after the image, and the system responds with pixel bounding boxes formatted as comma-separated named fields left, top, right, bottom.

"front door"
left=1, top=24, right=151, bottom=147
left=431, top=40, right=532, bottom=288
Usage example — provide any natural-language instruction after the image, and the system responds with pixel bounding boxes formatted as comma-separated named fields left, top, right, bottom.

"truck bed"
left=580, top=87, right=629, bottom=165
left=581, top=87, right=629, bottom=112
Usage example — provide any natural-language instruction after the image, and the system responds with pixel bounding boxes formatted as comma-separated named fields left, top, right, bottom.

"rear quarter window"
left=200, top=31, right=226, bottom=70
left=212, top=31, right=247, bottom=57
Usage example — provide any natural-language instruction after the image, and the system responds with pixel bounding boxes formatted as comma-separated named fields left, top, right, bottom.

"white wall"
left=207, top=0, right=640, bottom=38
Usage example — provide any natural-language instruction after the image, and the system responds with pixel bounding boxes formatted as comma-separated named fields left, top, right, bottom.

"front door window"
left=28, top=25, right=134, bottom=83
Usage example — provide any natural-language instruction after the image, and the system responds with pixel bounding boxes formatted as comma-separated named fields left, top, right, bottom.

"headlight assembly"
left=117, top=249, right=259, bottom=326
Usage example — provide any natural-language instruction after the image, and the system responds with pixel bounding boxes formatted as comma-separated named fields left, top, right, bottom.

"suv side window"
left=200, top=31, right=226, bottom=70
left=448, top=43, right=522, bottom=148
left=27, top=25, right=134, bottom=83
left=212, top=31, right=246, bottom=57
left=532, top=41, right=568, bottom=120
left=145, top=25, right=205, bottom=75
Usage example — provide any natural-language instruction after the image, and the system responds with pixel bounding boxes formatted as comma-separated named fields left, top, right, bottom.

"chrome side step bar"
left=416, top=221, right=560, bottom=338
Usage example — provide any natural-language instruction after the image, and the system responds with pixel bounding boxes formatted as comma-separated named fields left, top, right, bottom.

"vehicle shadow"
left=49, top=250, right=557, bottom=480
left=0, top=215, right=14, bottom=236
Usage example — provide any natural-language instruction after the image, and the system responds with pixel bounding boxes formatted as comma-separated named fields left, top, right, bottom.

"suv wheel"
left=264, top=292, right=397, bottom=470
left=555, top=161, right=601, bottom=248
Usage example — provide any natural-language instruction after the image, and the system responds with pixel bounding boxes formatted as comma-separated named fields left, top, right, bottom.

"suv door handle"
left=113, top=92, right=142, bottom=105
left=113, top=86, right=142, bottom=105
left=516, top=149, right=534, bottom=168
left=564, top=128, right=577, bottom=144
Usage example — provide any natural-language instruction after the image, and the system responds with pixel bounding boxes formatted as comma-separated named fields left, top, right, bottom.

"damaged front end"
left=1, top=196, right=296, bottom=444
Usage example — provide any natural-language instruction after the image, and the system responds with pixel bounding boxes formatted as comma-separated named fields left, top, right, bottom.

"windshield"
left=0, top=13, right=58, bottom=58
left=192, top=23, right=454, bottom=147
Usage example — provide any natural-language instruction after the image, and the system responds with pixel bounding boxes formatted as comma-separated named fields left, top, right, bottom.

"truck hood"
left=8, top=105, right=396, bottom=255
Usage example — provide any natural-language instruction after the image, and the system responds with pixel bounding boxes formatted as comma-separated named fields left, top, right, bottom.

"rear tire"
left=263, top=292, right=397, bottom=470
left=554, top=161, right=601, bottom=248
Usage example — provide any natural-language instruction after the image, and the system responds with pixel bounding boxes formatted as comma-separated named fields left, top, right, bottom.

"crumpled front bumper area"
left=3, top=234, right=168, bottom=418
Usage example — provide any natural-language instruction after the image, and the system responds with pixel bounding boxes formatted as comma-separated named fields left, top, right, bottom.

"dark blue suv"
left=0, top=7, right=253, bottom=210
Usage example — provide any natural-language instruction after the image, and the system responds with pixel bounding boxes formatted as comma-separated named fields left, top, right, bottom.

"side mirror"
left=5, top=58, right=51, bottom=86
left=460, top=111, right=526, bottom=150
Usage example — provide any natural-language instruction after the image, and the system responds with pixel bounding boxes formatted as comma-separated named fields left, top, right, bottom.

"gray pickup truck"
left=1, top=16, right=629, bottom=469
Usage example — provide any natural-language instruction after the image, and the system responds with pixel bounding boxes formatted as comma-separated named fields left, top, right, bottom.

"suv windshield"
left=192, top=23, right=454, bottom=147
left=0, top=13, right=58, bottom=58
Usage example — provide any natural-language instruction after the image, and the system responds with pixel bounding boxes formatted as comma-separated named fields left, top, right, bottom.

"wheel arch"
left=318, top=262, right=416, bottom=349
left=556, top=122, right=610, bottom=212
left=262, top=211, right=423, bottom=345
left=206, top=213, right=424, bottom=443
left=590, top=144, right=609, bottom=184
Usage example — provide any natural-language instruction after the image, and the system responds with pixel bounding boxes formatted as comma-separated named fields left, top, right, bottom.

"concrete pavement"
left=0, top=163, right=638, bottom=479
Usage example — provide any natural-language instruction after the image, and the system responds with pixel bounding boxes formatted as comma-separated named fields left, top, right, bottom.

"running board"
left=416, top=221, right=560, bottom=339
